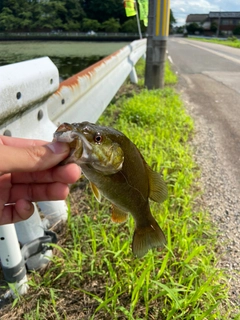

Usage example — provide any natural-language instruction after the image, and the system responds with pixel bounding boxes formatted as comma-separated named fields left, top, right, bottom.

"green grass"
left=189, top=36, right=240, bottom=48
left=2, top=60, right=239, bottom=319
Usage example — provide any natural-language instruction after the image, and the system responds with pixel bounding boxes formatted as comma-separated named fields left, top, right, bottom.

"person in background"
left=0, top=136, right=81, bottom=225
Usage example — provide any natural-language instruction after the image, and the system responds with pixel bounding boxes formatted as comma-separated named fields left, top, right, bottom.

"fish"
left=54, top=121, right=168, bottom=258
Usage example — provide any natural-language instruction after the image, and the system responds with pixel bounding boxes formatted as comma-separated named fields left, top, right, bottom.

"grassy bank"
left=189, top=36, right=240, bottom=49
left=1, top=61, right=238, bottom=319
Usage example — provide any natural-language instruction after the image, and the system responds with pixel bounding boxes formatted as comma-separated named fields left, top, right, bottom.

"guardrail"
left=0, top=38, right=146, bottom=296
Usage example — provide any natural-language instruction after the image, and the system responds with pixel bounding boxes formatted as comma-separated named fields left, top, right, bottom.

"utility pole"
left=145, top=0, right=171, bottom=89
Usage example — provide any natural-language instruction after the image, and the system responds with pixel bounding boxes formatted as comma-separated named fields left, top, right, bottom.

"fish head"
left=54, top=121, right=124, bottom=174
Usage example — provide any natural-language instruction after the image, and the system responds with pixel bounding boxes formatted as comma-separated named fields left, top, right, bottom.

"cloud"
left=170, top=0, right=239, bottom=26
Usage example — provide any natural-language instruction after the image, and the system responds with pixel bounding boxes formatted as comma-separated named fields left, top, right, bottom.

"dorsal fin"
left=146, top=165, right=168, bottom=203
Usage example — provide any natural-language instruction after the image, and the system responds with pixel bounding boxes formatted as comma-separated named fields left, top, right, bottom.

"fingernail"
left=23, top=201, right=32, bottom=211
left=46, top=141, right=69, bottom=154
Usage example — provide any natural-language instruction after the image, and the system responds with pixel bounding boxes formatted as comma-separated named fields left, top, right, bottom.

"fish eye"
left=94, top=133, right=102, bottom=144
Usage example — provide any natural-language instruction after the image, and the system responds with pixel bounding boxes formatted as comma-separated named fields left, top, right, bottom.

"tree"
left=0, top=7, right=21, bottom=30
left=175, top=26, right=184, bottom=34
left=121, top=18, right=138, bottom=33
left=169, top=9, right=176, bottom=31
left=0, top=0, right=146, bottom=32
left=81, top=18, right=100, bottom=32
left=186, top=22, right=203, bottom=35
left=33, top=1, right=67, bottom=30
left=210, top=21, right=218, bottom=33
left=58, top=0, right=85, bottom=30
left=233, top=25, right=240, bottom=36
left=83, top=0, right=126, bottom=24
left=101, top=18, right=120, bottom=32
left=0, top=0, right=31, bottom=30
left=19, top=11, right=32, bottom=30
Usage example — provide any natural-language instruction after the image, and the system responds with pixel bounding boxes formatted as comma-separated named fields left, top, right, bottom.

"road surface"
left=167, top=37, right=240, bottom=311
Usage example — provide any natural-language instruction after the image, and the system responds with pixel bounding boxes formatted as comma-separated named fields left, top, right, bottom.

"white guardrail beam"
left=0, top=39, right=146, bottom=296
left=48, top=39, right=146, bottom=125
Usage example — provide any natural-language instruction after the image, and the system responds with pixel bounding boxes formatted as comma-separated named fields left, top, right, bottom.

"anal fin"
left=111, top=205, right=128, bottom=223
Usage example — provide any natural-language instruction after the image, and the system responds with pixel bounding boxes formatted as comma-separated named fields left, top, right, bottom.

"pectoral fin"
left=90, top=182, right=102, bottom=203
left=147, top=166, right=168, bottom=203
left=111, top=205, right=129, bottom=223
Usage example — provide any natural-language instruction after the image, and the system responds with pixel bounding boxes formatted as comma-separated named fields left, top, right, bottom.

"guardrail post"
left=129, top=67, right=138, bottom=84
left=0, top=224, right=28, bottom=296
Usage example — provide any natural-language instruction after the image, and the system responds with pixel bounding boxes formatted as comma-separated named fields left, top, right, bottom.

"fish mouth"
left=53, top=123, right=78, bottom=143
left=53, top=122, right=92, bottom=162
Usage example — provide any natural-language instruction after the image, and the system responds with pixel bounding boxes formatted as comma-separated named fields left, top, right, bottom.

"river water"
left=0, top=41, right=130, bottom=80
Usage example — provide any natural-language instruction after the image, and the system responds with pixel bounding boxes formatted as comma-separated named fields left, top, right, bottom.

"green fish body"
left=54, top=121, right=168, bottom=258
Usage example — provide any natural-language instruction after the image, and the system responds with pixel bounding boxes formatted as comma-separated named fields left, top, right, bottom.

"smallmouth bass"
left=54, top=121, right=168, bottom=258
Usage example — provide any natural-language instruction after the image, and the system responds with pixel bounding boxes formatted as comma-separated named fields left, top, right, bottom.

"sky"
left=171, top=0, right=240, bottom=26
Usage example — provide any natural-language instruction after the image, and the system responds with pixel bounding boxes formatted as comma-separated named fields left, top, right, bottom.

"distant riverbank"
left=0, top=32, right=144, bottom=42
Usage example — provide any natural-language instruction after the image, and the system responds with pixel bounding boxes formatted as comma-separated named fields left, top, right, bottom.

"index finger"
left=11, top=163, right=81, bottom=184
left=0, top=135, right=48, bottom=147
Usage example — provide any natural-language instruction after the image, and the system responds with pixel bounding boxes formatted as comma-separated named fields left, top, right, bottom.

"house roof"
left=209, top=12, right=240, bottom=18
left=186, top=14, right=208, bottom=23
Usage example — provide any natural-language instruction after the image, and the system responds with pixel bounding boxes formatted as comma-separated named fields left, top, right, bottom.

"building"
left=185, top=14, right=210, bottom=33
left=186, top=14, right=208, bottom=26
left=209, top=12, right=240, bottom=36
left=186, top=12, right=240, bottom=36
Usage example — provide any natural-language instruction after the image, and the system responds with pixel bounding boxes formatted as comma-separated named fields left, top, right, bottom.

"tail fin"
left=132, top=216, right=166, bottom=258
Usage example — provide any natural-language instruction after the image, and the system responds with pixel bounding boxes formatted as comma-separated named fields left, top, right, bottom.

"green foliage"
left=0, top=0, right=86, bottom=31
left=169, top=8, right=177, bottom=32
left=121, top=18, right=138, bottom=33
left=82, top=18, right=100, bottom=32
left=165, top=60, right=178, bottom=85
left=101, top=18, right=121, bottom=33
left=228, top=35, right=238, bottom=42
left=186, top=23, right=203, bottom=35
left=83, top=0, right=126, bottom=24
left=210, top=22, right=218, bottom=32
left=190, top=37, right=240, bottom=49
left=0, top=0, right=175, bottom=33
left=0, top=7, right=21, bottom=31
left=233, top=25, right=240, bottom=36
left=175, top=26, right=184, bottom=34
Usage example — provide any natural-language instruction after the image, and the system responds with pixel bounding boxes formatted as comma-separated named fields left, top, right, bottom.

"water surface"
left=0, top=41, right=130, bottom=79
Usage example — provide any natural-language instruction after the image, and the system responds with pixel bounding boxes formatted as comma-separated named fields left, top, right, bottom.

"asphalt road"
left=167, top=37, right=240, bottom=310
left=167, top=37, right=240, bottom=188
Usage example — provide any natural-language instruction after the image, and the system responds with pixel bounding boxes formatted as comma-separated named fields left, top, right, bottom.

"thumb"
left=0, top=141, right=70, bottom=174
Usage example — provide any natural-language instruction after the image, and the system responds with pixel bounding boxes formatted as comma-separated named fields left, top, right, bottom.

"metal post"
left=145, top=0, right=170, bottom=89
left=15, top=204, right=54, bottom=271
left=135, top=1, right=142, bottom=39
left=0, top=224, right=28, bottom=296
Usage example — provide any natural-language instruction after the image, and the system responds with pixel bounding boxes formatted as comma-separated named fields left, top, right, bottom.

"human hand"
left=0, top=135, right=81, bottom=225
